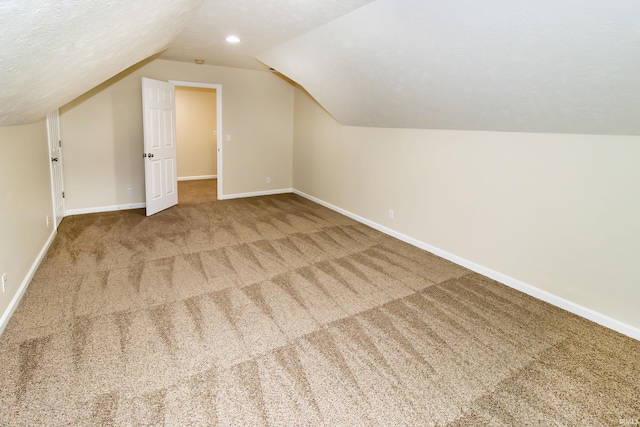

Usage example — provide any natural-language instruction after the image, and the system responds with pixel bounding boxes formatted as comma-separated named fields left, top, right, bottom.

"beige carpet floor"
left=0, top=192, right=638, bottom=426
left=178, top=179, right=217, bottom=205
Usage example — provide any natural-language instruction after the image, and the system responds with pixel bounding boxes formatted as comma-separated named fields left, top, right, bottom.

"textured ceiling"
left=160, top=0, right=375, bottom=70
left=259, top=0, right=640, bottom=134
left=0, top=0, right=203, bottom=126
left=0, top=0, right=372, bottom=126
left=2, top=0, right=640, bottom=134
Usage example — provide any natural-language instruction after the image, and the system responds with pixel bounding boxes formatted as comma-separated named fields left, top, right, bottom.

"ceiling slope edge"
left=160, top=0, right=376, bottom=71
left=258, top=0, right=640, bottom=135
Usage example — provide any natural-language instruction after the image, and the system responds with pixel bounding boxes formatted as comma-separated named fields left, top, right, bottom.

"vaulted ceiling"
left=0, top=0, right=203, bottom=126
left=2, top=0, right=639, bottom=134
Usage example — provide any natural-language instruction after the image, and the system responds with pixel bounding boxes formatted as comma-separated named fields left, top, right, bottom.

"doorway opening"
left=170, top=80, right=222, bottom=204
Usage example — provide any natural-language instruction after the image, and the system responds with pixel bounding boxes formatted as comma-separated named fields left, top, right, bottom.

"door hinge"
left=58, top=140, right=62, bottom=147
left=62, top=191, right=65, bottom=198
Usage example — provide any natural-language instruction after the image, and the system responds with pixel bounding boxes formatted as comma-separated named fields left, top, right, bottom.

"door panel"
left=142, top=77, right=178, bottom=216
left=164, top=157, right=176, bottom=195
left=151, top=160, right=162, bottom=200
left=163, top=109, right=174, bottom=147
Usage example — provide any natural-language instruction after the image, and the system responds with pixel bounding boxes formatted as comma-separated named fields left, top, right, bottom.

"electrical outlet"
left=2, top=273, right=6, bottom=293
left=127, top=188, right=133, bottom=196
left=266, top=177, right=271, bottom=184
left=46, top=215, right=50, bottom=227
left=389, top=209, right=394, bottom=219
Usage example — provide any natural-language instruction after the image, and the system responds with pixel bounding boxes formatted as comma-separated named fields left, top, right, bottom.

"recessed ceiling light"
left=195, top=59, right=204, bottom=65
left=225, top=35, right=240, bottom=43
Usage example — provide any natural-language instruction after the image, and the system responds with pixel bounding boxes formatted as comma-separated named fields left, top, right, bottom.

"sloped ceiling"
left=259, top=0, right=640, bottom=134
left=0, top=0, right=372, bottom=126
left=0, top=0, right=203, bottom=126
left=2, top=0, right=640, bottom=134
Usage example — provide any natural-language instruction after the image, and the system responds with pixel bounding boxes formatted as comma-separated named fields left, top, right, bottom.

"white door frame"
left=169, top=80, right=222, bottom=199
left=46, top=109, right=65, bottom=228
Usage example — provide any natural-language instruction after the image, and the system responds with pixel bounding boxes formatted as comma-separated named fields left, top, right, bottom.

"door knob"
left=51, top=157, right=58, bottom=162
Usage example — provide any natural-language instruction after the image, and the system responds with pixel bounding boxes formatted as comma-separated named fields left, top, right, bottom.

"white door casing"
left=142, top=77, right=178, bottom=216
left=169, top=80, right=223, bottom=199
left=46, top=109, right=65, bottom=227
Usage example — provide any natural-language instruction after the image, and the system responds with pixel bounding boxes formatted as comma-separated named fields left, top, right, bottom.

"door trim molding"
left=169, top=80, right=222, bottom=200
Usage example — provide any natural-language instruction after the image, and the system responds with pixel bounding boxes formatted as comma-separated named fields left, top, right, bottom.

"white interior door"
left=46, top=109, right=65, bottom=227
left=142, top=77, right=178, bottom=216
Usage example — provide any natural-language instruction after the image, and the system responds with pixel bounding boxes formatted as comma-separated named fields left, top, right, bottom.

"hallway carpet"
left=178, top=179, right=217, bottom=205
left=0, top=193, right=638, bottom=426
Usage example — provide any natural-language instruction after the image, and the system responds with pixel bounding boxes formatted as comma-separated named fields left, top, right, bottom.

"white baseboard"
left=178, top=175, right=217, bottom=181
left=292, top=189, right=640, bottom=341
left=0, top=229, right=57, bottom=336
left=66, top=203, right=146, bottom=216
left=219, top=188, right=293, bottom=200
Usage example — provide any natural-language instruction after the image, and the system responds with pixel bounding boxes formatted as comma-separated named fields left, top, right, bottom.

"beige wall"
left=0, top=120, right=53, bottom=326
left=60, top=59, right=293, bottom=210
left=293, top=87, right=640, bottom=331
left=175, top=86, right=217, bottom=178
